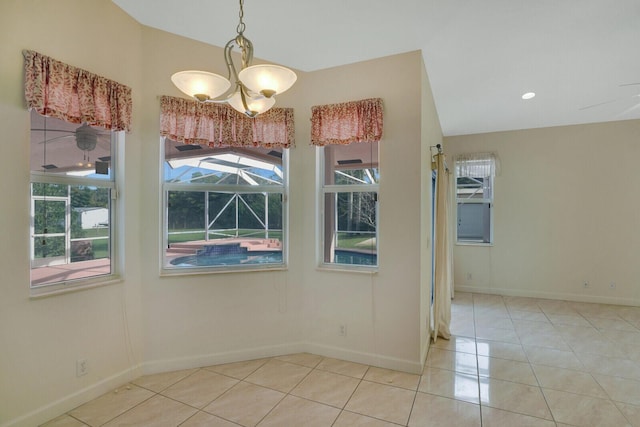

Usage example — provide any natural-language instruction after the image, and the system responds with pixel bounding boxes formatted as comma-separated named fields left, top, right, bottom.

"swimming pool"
left=170, top=247, right=376, bottom=267
left=334, top=250, right=377, bottom=266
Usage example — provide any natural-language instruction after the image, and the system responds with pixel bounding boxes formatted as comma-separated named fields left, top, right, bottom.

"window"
left=311, top=98, right=383, bottom=269
left=29, top=111, right=120, bottom=291
left=162, top=139, right=287, bottom=272
left=455, top=153, right=496, bottom=244
left=320, top=141, right=379, bottom=267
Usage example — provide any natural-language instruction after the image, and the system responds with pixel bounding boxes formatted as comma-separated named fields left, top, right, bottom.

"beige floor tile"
left=554, top=324, right=601, bottom=341
left=408, top=392, right=480, bottom=426
left=316, top=357, right=369, bottom=379
left=479, top=378, right=552, bottom=420
left=480, top=406, right=556, bottom=427
left=345, top=380, right=415, bottom=425
left=585, top=316, right=638, bottom=331
left=453, top=292, right=473, bottom=303
left=475, top=327, right=520, bottom=344
left=602, top=330, right=640, bottom=347
left=543, top=388, right=631, bottom=427
left=275, top=352, right=324, bottom=368
left=475, top=316, right=514, bottom=331
left=620, top=342, right=640, bottom=363
left=475, top=339, right=527, bottom=362
left=531, top=364, right=607, bottom=398
left=576, top=305, right=630, bottom=320
left=132, top=368, right=198, bottom=392
left=180, top=411, right=241, bottom=427
left=570, top=338, right=629, bottom=359
left=424, top=348, right=478, bottom=375
left=419, top=367, right=479, bottom=404
left=257, top=395, right=340, bottom=427
left=332, top=410, right=399, bottom=426
left=364, top=366, right=420, bottom=390
left=537, top=300, right=576, bottom=316
left=546, top=314, right=591, bottom=327
left=291, top=369, right=360, bottom=408
left=430, top=335, right=477, bottom=355
left=161, top=369, right=238, bottom=408
left=477, top=356, right=538, bottom=386
left=244, top=359, right=312, bottom=393
left=517, top=332, right=571, bottom=351
left=204, top=358, right=269, bottom=379
left=40, top=414, right=87, bottom=427
left=593, top=374, right=640, bottom=406
left=615, top=402, right=640, bottom=427
left=523, top=345, right=584, bottom=370
left=508, top=310, right=548, bottom=322
left=102, top=394, right=197, bottom=427
left=449, top=324, right=475, bottom=338
left=68, top=384, right=154, bottom=426
left=512, top=319, right=557, bottom=335
left=577, top=353, right=640, bottom=379
left=203, top=381, right=284, bottom=427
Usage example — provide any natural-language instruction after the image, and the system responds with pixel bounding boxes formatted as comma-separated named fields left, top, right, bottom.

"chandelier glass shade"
left=171, top=71, right=232, bottom=102
left=171, top=0, right=296, bottom=117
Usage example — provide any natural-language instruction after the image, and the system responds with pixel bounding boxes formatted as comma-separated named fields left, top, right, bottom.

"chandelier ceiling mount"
left=171, top=0, right=296, bottom=117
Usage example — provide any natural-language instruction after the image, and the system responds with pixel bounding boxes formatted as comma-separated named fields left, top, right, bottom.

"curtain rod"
left=430, top=144, right=449, bottom=172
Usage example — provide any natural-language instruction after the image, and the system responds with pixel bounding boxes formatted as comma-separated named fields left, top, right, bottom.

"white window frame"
left=454, top=154, right=495, bottom=245
left=317, top=146, right=379, bottom=271
left=160, top=138, right=289, bottom=275
left=29, top=133, right=123, bottom=296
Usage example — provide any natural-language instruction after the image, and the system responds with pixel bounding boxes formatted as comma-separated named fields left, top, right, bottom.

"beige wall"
left=292, top=51, right=439, bottom=372
left=0, top=2, right=438, bottom=425
left=445, top=120, right=640, bottom=305
left=0, top=1, right=144, bottom=425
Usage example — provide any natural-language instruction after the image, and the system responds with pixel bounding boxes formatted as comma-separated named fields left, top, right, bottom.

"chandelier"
left=171, top=0, right=296, bottom=118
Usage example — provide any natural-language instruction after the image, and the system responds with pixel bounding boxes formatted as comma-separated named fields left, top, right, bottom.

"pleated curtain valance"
left=454, top=152, right=500, bottom=177
left=23, top=50, right=132, bottom=132
left=159, top=95, right=295, bottom=148
left=311, top=98, right=383, bottom=146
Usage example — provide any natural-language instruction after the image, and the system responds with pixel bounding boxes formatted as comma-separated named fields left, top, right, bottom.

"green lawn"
left=336, top=233, right=376, bottom=249
left=168, top=229, right=283, bottom=244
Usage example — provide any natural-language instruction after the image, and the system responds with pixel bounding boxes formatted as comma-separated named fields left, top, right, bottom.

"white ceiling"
left=112, top=0, right=640, bottom=136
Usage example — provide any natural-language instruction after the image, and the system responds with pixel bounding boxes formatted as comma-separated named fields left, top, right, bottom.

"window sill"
left=316, top=264, right=378, bottom=274
left=30, top=275, right=123, bottom=299
left=160, top=264, right=288, bottom=277
left=455, top=241, right=493, bottom=247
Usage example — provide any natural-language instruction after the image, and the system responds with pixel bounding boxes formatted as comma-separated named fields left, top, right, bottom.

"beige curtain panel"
left=432, top=153, right=453, bottom=342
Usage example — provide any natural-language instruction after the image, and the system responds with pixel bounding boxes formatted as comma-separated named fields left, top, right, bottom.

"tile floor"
left=42, top=292, right=640, bottom=426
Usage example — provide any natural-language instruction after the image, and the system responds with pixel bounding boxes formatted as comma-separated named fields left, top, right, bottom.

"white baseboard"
left=304, top=342, right=424, bottom=375
left=142, top=341, right=424, bottom=376
left=141, top=341, right=307, bottom=375
left=1, top=365, right=141, bottom=427
left=455, top=285, right=640, bottom=306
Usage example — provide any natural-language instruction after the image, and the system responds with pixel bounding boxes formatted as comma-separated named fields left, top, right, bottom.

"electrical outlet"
left=467, top=273, right=472, bottom=281
left=76, top=359, right=88, bottom=377
left=339, top=324, right=347, bottom=336
left=610, top=282, right=616, bottom=290
left=583, top=281, right=589, bottom=288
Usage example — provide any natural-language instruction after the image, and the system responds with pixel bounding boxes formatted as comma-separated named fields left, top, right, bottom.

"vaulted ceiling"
left=113, top=0, right=640, bottom=136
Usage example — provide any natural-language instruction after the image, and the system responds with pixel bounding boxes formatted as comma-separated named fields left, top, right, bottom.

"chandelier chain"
left=236, top=0, right=246, bottom=35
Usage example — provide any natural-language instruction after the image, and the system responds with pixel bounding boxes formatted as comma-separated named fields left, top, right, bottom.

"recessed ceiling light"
left=522, top=92, right=536, bottom=100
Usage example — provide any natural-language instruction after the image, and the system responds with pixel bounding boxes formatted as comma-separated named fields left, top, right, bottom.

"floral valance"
left=160, top=96, right=295, bottom=148
left=311, top=98, right=383, bottom=146
left=23, top=50, right=132, bottom=132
